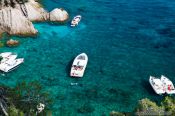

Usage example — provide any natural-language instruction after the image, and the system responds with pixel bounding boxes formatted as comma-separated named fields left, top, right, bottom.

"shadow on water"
left=141, top=79, right=155, bottom=95
left=141, top=79, right=166, bottom=104
left=65, top=58, right=74, bottom=77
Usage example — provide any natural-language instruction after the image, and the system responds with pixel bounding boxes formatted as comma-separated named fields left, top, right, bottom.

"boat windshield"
left=77, top=55, right=85, bottom=60
left=73, top=65, right=83, bottom=70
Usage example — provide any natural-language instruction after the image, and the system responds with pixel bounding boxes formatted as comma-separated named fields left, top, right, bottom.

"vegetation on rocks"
left=161, top=96, right=175, bottom=115
left=135, top=98, right=164, bottom=116
left=110, top=96, right=175, bottom=116
left=110, top=111, right=125, bottom=116
left=0, top=81, right=53, bottom=116
left=0, top=41, right=4, bottom=47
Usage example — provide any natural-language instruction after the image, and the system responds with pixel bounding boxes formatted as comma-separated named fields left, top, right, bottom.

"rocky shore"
left=0, top=0, right=69, bottom=37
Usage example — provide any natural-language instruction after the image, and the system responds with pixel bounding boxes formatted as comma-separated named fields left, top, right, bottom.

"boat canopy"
left=77, top=55, right=85, bottom=60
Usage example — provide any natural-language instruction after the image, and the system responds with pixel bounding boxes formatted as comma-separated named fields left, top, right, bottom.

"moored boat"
left=161, top=75, right=175, bottom=94
left=149, top=76, right=165, bottom=95
left=70, top=53, right=88, bottom=77
left=0, top=52, right=24, bottom=72
left=71, top=15, right=81, bottom=27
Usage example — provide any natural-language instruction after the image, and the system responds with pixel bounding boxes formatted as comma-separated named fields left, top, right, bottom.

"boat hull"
left=70, top=53, right=88, bottom=77
left=71, top=15, right=81, bottom=27
left=0, top=52, right=24, bottom=73
left=161, top=75, right=175, bottom=94
left=149, top=76, right=165, bottom=95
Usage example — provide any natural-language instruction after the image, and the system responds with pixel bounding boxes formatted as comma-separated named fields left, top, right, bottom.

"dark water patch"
left=156, top=27, right=175, bottom=38
left=59, top=106, right=73, bottom=116
left=56, top=94, right=66, bottom=101
left=107, top=88, right=132, bottom=105
left=45, top=64, right=54, bottom=68
left=51, top=31, right=58, bottom=36
left=77, top=6, right=87, bottom=13
left=137, top=20, right=150, bottom=27
left=77, top=102, right=95, bottom=114
left=65, top=58, right=74, bottom=77
left=141, top=79, right=155, bottom=95
left=71, top=91, right=85, bottom=100
left=41, top=76, right=60, bottom=86
left=152, top=39, right=173, bottom=49
left=84, top=88, right=99, bottom=99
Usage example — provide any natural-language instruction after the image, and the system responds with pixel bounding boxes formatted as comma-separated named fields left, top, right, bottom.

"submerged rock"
left=6, top=39, right=19, bottom=47
left=49, top=8, right=69, bottom=22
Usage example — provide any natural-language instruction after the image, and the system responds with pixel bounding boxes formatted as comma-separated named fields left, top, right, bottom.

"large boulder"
left=0, top=7, right=37, bottom=36
left=49, top=8, right=69, bottom=22
left=24, top=0, right=48, bottom=21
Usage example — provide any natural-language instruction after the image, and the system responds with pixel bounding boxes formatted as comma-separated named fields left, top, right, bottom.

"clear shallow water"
left=1, top=0, right=175, bottom=115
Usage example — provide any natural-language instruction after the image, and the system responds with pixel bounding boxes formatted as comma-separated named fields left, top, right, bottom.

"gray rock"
left=49, top=8, right=69, bottom=22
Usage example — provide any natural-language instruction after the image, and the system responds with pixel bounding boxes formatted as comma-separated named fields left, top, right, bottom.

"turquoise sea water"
left=1, top=0, right=175, bottom=115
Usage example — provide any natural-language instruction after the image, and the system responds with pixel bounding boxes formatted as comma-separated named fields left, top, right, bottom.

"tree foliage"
left=161, top=96, right=175, bottom=115
left=7, top=81, right=53, bottom=115
left=135, top=98, right=164, bottom=116
left=0, top=81, right=52, bottom=115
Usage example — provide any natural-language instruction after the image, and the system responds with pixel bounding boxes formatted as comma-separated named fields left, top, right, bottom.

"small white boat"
left=0, top=52, right=24, bottom=72
left=71, top=15, right=81, bottom=27
left=70, top=53, right=88, bottom=77
left=161, top=75, right=175, bottom=94
left=149, top=76, right=165, bottom=95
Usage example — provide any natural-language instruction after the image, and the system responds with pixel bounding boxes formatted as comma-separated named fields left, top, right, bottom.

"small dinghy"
left=71, top=15, right=81, bottom=27
left=161, top=75, right=175, bottom=94
left=70, top=53, right=88, bottom=77
left=149, top=76, right=165, bottom=95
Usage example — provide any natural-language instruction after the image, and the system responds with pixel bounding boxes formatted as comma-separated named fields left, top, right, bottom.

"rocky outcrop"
left=21, top=0, right=48, bottom=21
left=0, top=7, right=37, bottom=36
left=49, top=8, right=69, bottom=22
left=0, top=0, right=69, bottom=37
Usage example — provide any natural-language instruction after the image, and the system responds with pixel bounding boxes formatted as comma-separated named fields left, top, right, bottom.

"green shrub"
left=0, top=41, right=4, bottom=48
left=161, top=96, right=175, bottom=115
left=110, top=111, right=125, bottom=116
left=7, top=81, right=53, bottom=115
left=134, top=98, right=164, bottom=116
left=8, top=105, right=24, bottom=116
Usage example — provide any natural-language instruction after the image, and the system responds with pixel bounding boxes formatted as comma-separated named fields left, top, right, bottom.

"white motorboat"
left=161, top=75, right=175, bottom=94
left=71, top=15, right=81, bottom=27
left=149, top=76, right=165, bottom=95
left=70, top=53, right=88, bottom=77
left=0, top=52, right=24, bottom=72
